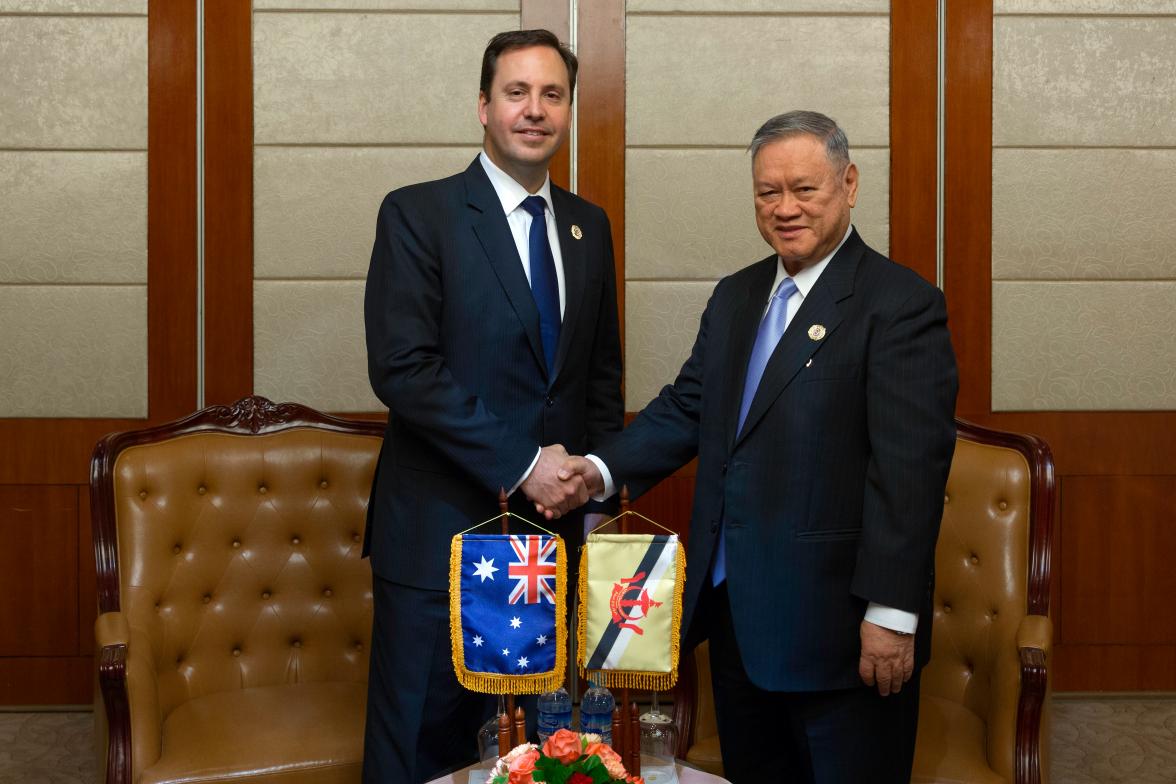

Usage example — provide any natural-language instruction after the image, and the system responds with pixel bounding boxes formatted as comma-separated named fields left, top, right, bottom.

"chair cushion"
left=140, top=681, right=365, bottom=784
left=911, top=695, right=1006, bottom=784
left=684, top=733, right=724, bottom=777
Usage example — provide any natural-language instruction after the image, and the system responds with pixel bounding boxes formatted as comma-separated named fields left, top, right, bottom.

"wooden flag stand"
left=608, top=487, right=642, bottom=776
left=495, top=489, right=526, bottom=753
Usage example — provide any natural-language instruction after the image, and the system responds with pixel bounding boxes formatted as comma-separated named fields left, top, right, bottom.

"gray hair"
left=748, top=110, right=851, bottom=170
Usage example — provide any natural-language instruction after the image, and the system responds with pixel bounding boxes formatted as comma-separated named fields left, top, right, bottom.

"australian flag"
left=450, top=533, right=567, bottom=694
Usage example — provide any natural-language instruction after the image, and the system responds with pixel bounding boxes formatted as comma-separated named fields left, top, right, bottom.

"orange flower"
left=585, top=742, right=627, bottom=779
left=542, top=728, right=584, bottom=765
left=507, top=748, right=539, bottom=784
left=626, top=777, right=645, bottom=784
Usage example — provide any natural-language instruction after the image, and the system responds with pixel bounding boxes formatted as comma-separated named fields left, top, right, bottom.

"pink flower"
left=507, top=748, right=539, bottom=784
left=585, top=742, right=628, bottom=779
left=542, top=728, right=584, bottom=765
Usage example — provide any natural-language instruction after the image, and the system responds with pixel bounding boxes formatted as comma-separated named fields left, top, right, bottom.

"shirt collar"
left=479, top=151, right=555, bottom=217
left=772, top=223, right=854, bottom=299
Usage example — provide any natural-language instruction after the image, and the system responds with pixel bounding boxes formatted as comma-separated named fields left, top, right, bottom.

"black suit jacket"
left=363, top=158, right=623, bottom=590
left=594, top=229, right=958, bottom=692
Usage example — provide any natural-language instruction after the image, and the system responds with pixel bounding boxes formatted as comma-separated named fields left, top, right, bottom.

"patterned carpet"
left=1, top=697, right=1173, bottom=783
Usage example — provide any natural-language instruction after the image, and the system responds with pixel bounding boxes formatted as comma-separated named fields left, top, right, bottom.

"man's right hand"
left=520, top=444, right=588, bottom=520
left=558, top=456, right=604, bottom=498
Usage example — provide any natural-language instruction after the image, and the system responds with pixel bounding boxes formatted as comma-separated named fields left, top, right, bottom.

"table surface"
left=427, top=760, right=729, bottom=784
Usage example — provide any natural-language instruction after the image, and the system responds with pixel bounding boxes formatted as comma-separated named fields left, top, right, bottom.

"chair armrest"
left=1015, top=614, right=1052, bottom=784
left=96, top=612, right=131, bottom=784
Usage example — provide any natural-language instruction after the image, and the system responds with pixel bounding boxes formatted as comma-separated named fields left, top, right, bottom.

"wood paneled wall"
left=4, top=2, right=1173, bottom=705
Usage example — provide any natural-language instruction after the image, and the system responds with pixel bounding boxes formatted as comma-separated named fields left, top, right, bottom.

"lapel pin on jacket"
left=808, top=324, right=826, bottom=341
left=571, top=225, right=583, bottom=240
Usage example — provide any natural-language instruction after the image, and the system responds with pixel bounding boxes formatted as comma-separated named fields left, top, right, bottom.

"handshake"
left=519, top=444, right=607, bottom=520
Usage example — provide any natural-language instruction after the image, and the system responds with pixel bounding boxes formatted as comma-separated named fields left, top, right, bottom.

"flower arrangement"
left=488, top=728, right=644, bottom=784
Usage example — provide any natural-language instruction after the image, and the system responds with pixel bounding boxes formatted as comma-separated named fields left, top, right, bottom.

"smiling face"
left=478, top=44, right=571, bottom=192
left=752, top=133, right=858, bottom=275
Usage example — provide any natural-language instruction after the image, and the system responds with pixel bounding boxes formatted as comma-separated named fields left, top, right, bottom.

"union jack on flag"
left=448, top=532, right=567, bottom=694
left=508, top=535, right=558, bottom=605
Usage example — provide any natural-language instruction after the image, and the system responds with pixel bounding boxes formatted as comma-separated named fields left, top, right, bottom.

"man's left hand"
left=858, top=620, right=914, bottom=696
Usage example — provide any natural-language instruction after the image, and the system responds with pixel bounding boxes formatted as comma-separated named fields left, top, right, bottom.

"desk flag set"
left=577, top=531, right=686, bottom=690
left=449, top=532, right=567, bottom=694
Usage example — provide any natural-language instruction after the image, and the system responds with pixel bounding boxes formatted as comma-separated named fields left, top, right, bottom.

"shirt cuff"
left=864, top=602, right=918, bottom=635
left=584, top=454, right=616, bottom=501
left=509, top=447, right=543, bottom=496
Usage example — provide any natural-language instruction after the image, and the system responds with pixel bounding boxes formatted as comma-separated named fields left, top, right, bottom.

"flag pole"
left=498, top=488, right=518, bottom=747
left=618, top=486, right=639, bottom=774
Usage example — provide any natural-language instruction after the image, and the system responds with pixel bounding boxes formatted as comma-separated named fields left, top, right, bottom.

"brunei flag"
left=449, top=534, right=567, bottom=694
left=577, top=533, right=685, bottom=690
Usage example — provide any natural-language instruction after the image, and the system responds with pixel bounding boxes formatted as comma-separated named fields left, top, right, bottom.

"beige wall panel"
left=0, top=285, right=146, bottom=418
left=625, top=281, right=713, bottom=410
left=994, top=17, right=1176, bottom=147
left=0, top=151, right=146, bottom=284
left=0, top=1, right=144, bottom=11
left=629, top=0, right=885, bottom=10
left=0, top=16, right=146, bottom=149
left=254, top=0, right=515, bottom=9
left=253, top=11, right=516, bottom=145
left=996, top=1, right=1176, bottom=13
left=254, top=281, right=381, bottom=412
left=627, top=15, right=889, bottom=147
left=993, top=149, right=1176, bottom=281
left=992, top=282, right=1176, bottom=411
left=626, top=148, right=888, bottom=280
left=255, top=146, right=479, bottom=280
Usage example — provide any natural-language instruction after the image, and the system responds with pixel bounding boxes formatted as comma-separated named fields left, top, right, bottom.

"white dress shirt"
left=478, top=153, right=565, bottom=494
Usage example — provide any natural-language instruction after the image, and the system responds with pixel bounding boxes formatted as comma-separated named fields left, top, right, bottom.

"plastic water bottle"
left=536, top=685, right=573, bottom=744
left=579, top=675, right=615, bottom=746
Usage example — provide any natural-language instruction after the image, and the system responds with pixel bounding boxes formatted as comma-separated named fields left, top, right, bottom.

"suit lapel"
left=733, top=230, right=864, bottom=447
left=724, top=257, right=777, bottom=449
left=550, top=187, right=585, bottom=380
left=464, top=160, right=547, bottom=375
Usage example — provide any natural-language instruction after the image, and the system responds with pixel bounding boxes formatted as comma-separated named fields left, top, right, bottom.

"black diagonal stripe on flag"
left=586, top=535, right=669, bottom=670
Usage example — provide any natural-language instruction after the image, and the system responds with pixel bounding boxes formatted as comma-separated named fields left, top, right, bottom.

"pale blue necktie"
left=520, top=196, right=560, bottom=373
left=713, top=276, right=798, bottom=586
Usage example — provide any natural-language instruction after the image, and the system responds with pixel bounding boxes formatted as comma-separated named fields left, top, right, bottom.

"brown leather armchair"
left=91, top=396, right=383, bottom=784
left=675, top=419, right=1055, bottom=784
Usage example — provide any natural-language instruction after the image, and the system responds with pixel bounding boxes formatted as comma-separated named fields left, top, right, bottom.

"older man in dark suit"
left=558, top=111, right=958, bottom=783
left=361, top=29, right=622, bottom=783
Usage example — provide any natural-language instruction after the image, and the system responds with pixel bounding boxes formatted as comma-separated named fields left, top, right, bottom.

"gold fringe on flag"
left=577, top=536, right=686, bottom=692
left=448, top=534, right=567, bottom=695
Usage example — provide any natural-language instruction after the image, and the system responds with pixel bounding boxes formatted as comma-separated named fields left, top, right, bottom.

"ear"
left=843, top=162, right=859, bottom=208
left=477, top=91, right=489, bottom=128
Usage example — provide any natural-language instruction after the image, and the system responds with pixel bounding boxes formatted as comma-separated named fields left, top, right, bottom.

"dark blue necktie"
left=713, top=276, right=799, bottom=586
left=521, top=195, right=560, bottom=373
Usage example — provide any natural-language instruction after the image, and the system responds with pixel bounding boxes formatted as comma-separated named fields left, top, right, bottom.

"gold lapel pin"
left=571, top=225, right=583, bottom=240
left=808, top=324, right=826, bottom=341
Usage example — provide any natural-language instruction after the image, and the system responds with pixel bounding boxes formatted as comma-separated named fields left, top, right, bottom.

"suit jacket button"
left=545, top=396, right=555, bottom=408
left=721, top=462, right=728, bottom=475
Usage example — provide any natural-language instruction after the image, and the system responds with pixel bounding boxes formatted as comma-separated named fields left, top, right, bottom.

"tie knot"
left=521, top=195, right=547, bottom=218
left=774, top=277, right=798, bottom=302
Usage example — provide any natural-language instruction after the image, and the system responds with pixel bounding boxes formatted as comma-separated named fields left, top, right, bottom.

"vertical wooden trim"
left=574, top=0, right=626, bottom=351
left=148, top=1, right=198, bottom=420
left=944, top=0, right=992, bottom=418
left=889, top=2, right=939, bottom=285
left=521, top=1, right=572, bottom=189
left=203, top=1, right=254, bottom=406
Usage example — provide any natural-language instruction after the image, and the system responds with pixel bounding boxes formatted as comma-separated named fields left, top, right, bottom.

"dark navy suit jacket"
left=363, top=158, right=623, bottom=590
left=594, top=229, right=958, bottom=692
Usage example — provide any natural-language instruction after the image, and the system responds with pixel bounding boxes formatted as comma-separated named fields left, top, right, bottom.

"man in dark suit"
left=558, top=111, right=958, bottom=783
left=361, top=29, right=623, bottom=783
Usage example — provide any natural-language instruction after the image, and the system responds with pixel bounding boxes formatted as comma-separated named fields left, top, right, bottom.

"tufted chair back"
left=92, top=397, right=383, bottom=784
left=912, top=420, right=1054, bottom=784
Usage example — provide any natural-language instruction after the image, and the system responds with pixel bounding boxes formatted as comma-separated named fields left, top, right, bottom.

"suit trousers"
left=363, top=576, right=496, bottom=783
left=704, top=583, right=921, bottom=784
